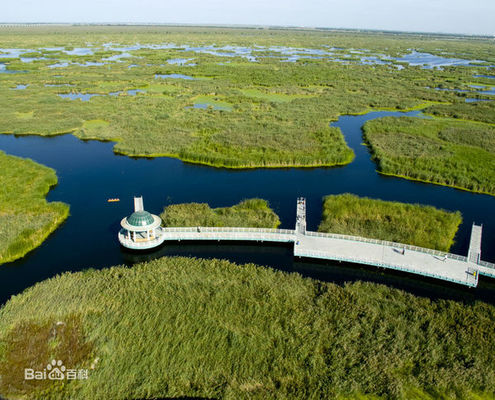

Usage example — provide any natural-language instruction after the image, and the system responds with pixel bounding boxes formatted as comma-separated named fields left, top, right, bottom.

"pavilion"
left=119, top=196, right=165, bottom=250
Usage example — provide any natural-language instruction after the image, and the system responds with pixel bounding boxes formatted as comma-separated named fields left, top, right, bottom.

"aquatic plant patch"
left=363, top=117, right=495, bottom=195
left=318, top=193, right=462, bottom=251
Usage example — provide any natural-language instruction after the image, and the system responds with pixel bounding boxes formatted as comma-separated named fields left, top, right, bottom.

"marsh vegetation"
left=0, top=256, right=494, bottom=399
left=363, top=117, right=495, bottom=195
left=318, top=194, right=462, bottom=251
left=0, top=151, right=69, bottom=265
left=0, top=26, right=493, bottom=168
left=161, top=198, right=280, bottom=228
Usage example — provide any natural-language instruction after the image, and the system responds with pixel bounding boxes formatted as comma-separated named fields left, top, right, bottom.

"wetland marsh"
left=1, top=26, right=495, bottom=400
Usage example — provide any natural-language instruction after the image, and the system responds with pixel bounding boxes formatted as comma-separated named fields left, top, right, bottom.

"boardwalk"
left=160, top=227, right=294, bottom=243
left=121, top=198, right=495, bottom=287
left=468, top=224, right=483, bottom=264
left=295, top=232, right=478, bottom=287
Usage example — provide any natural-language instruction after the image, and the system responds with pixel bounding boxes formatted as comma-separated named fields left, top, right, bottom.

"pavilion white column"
left=147, top=230, right=150, bottom=240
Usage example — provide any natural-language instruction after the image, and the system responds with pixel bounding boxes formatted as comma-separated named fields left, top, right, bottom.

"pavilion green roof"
left=127, top=211, right=155, bottom=227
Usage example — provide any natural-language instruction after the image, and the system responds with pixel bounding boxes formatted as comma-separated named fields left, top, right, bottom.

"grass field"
left=0, top=151, right=69, bottom=265
left=318, top=194, right=462, bottom=251
left=0, top=26, right=493, bottom=168
left=0, top=256, right=494, bottom=399
left=161, top=198, right=280, bottom=228
left=363, top=116, right=495, bottom=195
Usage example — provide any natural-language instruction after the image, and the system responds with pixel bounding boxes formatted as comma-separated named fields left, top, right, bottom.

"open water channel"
left=1, top=109, right=494, bottom=305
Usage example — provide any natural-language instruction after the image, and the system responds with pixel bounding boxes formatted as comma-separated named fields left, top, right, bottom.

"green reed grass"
left=318, top=194, right=462, bottom=251
left=363, top=117, right=495, bottom=195
left=0, top=256, right=494, bottom=399
left=161, top=198, right=280, bottom=228
left=0, top=151, right=69, bottom=265
left=2, top=26, right=492, bottom=168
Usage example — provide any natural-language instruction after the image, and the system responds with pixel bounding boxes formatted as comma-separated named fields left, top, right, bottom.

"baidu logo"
left=24, top=359, right=88, bottom=381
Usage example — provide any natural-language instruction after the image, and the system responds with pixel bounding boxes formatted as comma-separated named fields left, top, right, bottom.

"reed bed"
left=0, top=151, right=69, bottom=265
left=363, top=117, right=495, bottom=195
left=161, top=198, right=281, bottom=228
left=318, top=194, right=462, bottom=251
left=0, top=256, right=494, bottom=399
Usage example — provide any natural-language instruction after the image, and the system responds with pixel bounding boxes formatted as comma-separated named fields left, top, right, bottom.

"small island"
left=161, top=198, right=281, bottom=228
left=363, top=117, right=495, bottom=195
left=0, top=151, right=69, bottom=265
left=318, top=194, right=462, bottom=251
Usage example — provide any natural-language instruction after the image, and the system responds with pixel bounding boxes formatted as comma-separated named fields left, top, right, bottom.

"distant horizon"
left=3, top=0, right=495, bottom=36
left=0, top=22, right=493, bottom=38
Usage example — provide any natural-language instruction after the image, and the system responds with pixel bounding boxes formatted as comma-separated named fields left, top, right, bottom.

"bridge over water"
left=120, top=198, right=495, bottom=287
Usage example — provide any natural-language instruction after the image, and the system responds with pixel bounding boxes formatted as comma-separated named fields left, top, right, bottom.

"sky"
left=2, top=0, right=495, bottom=36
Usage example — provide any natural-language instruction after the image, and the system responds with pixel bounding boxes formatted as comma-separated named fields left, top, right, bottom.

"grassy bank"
left=318, top=194, right=461, bottom=251
left=1, top=256, right=494, bottom=399
left=362, top=117, right=495, bottom=195
left=0, top=151, right=69, bottom=265
left=161, top=198, right=280, bottom=228
left=1, top=27, right=492, bottom=168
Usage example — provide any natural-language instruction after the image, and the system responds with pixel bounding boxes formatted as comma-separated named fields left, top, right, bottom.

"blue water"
left=0, top=110, right=494, bottom=305
left=155, top=73, right=195, bottom=80
left=469, top=85, right=495, bottom=95
left=395, top=51, right=485, bottom=69
left=48, top=62, right=70, bottom=68
left=465, top=98, right=493, bottom=103
left=187, top=102, right=231, bottom=111
left=11, top=84, right=28, bottom=90
left=109, top=89, right=146, bottom=96
left=58, top=93, right=101, bottom=101
left=1, top=45, right=492, bottom=69
left=127, top=89, right=145, bottom=95
left=434, top=86, right=495, bottom=96
left=0, top=63, right=24, bottom=74
left=167, top=58, right=194, bottom=65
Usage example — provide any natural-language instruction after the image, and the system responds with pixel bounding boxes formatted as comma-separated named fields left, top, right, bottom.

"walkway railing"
left=118, top=232, right=165, bottom=249
left=119, top=196, right=493, bottom=287
left=161, top=227, right=295, bottom=235
left=293, top=248, right=477, bottom=287
left=305, top=231, right=468, bottom=262
left=159, top=227, right=481, bottom=266
left=478, top=260, right=495, bottom=270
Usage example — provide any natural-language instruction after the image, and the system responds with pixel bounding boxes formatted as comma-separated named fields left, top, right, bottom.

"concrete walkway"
left=120, top=198, right=495, bottom=287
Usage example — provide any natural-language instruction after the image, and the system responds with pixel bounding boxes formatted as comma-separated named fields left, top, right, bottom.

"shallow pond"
left=0, top=110, right=494, bottom=306
left=189, top=103, right=229, bottom=110
left=1, top=45, right=492, bottom=69
left=58, top=93, right=101, bottom=101
left=395, top=51, right=485, bottom=68
left=59, top=89, right=145, bottom=100
left=465, top=98, right=493, bottom=103
left=469, top=84, right=495, bottom=95
left=155, top=73, right=195, bottom=80
left=109, top=89, right=146, bottom=96
left=167, top=58, right=195, bottom=65
left=0, top=63, right=24, bottom=74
